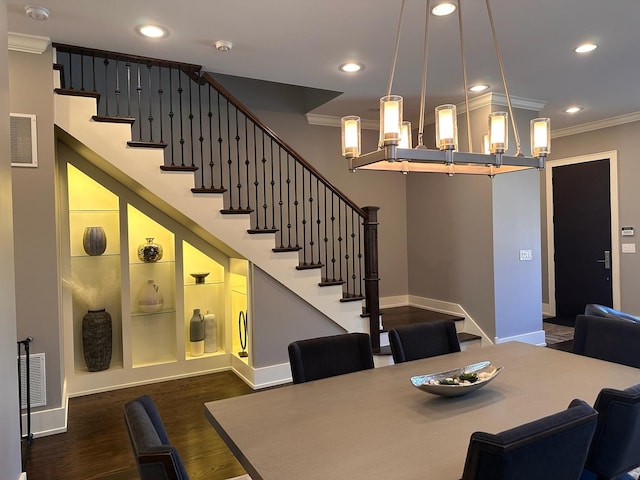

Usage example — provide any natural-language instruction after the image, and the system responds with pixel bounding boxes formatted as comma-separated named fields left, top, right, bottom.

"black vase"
left=82, top=309, right=112, bottom=372
left=82, top=226, right=107, bottom=256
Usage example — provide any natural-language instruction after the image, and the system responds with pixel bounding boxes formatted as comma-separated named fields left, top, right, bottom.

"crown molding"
left=306, top=113, right=379, bottom=130
left=8, top=32, right=50, bottom=54
left=551, top=111, right=640, bottom=139
left=307, top=93, right=547, bottom=130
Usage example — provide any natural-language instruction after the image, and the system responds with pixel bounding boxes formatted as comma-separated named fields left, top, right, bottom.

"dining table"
left=204, top=341, right=640, bottom=479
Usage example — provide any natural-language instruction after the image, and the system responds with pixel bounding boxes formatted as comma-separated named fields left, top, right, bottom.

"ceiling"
left=6, top=0, right=640, bottom=133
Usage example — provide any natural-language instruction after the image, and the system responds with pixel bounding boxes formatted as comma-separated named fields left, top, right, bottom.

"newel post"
left=362, top=206, right=381, bottom=353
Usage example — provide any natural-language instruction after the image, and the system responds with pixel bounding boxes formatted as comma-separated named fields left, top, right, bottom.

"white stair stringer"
left=55, top=94, right=367, bottom=333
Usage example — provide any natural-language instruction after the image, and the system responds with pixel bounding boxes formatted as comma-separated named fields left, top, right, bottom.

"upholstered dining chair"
left=287, top=332, right=374, bottom=384
left=388, top=319, right=460, bottom=364
left=461, top=399, right=598, bottom=480
left=581, top=384, right=640, bottom=480
left=573, top=314, right=640, bottom=368
left=124, top=394, right=190, bottom=480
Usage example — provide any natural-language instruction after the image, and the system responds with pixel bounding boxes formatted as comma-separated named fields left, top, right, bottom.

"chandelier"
left=340, top=0, right=550, bottom=176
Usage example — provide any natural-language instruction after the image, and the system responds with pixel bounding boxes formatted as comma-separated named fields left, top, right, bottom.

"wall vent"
left=10, top=113, right=38, bottom=167
left=19, top=352, right=46, bottom=409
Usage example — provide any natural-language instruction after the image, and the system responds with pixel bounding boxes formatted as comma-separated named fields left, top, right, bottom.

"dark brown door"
left=552, top=159, right=612, bottom=318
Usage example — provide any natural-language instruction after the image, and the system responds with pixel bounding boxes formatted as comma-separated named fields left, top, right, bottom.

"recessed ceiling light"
left=565, top=107, right=582, bottom=114
left=25, top=5, right=49, bottom=21
left=469, top=84, right=489, bottom=92
left=432, top=2, right=456, bottom=16
left=575, top=43, right=597, bottom=54
left=137, top=24, right=167, bottom=39
left=339, top=63, right=364, bottom=73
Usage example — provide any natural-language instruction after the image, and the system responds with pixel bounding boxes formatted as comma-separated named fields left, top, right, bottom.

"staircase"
left=52, top=44, right=382, bottom=346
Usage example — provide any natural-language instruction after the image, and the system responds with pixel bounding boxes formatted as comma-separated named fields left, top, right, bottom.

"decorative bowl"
left=190, top=272, right=210, bottom=284
left=410, top=361, right=503, bottom=397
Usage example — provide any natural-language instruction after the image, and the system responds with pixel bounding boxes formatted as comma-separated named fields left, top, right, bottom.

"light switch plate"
left=519, top=249, right=533, bottom=261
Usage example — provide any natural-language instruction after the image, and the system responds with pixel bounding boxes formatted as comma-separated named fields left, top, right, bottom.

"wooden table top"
left=205, top=342, right=640, bottom=480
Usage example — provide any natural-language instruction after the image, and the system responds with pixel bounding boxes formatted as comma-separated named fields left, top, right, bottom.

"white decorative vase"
left=204, top=311, right=218, bottom=353
left=137, top=280, right=164, bottom=313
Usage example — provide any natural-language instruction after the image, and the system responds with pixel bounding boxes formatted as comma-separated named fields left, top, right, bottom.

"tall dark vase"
left=82, top=309, right=112, bottom=372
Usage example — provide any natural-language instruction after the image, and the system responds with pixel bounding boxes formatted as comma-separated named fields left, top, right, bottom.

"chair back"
left=573, top=314, right=640, bottom=368
left=288, top=333, right=374, bottom=384
left=388, top=320, right=460, bottom=364
left=462, top=399, right=598, bottom=480
left=124, top=395, right=189, bottom=480
left=583, top=384, right=640, bottom=479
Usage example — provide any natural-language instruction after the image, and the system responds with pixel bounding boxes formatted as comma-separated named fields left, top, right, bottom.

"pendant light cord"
left=387, top=0, right=407, bottom=97
left=417, top=0, right=431, bottom=147
left=457, top=1, right=473, bottom=152
left=486, top=0, right=521, bottom=156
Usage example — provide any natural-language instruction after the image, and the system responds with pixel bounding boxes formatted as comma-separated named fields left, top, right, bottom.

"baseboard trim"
left=231, top=356, right=291, bottom=389
left=380, top=295, right=410, bottom=308
left=495, top=329, right=546, bottom=346
left=23, top=398, right=68, bottom=438
left=19, top=473, right=27, bottom=480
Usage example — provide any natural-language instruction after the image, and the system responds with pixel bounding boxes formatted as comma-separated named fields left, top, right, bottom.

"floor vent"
left=19, top=352, right=46, bottom=409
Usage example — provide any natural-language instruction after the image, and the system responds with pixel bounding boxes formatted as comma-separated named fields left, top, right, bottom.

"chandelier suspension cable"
left=457, top=1, right=473, bottom=153
left=386, top=0, right=407, bottom=97
left=417, top=0, right=431, bottom=147
left=485, top=0, right=521, bottom=156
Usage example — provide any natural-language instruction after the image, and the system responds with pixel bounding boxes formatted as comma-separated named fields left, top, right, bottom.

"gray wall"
left=252, top=266, right=344, bottom=367
left=544, top=121, right=640, bottom=314
left=1, top=0, right=24, bottom=476
left=9, top=47, right=62, bottom=411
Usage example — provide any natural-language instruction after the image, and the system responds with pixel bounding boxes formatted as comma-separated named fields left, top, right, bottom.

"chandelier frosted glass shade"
left=341, top=116, right=361, bottom=158
left=531, top=117, right=550, bottom=157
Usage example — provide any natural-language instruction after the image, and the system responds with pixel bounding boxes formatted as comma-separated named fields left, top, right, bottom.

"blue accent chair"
left=573, top=315, right=640, bottom=368
left=389, top=319, right=460, bottom=364
left=581, top=384, right=640, bottom=480
left=124, top=394, right=190, bottom=480
left=461, top=399, right=598, bottom=480
left=288, top=332, right=374, bottom=384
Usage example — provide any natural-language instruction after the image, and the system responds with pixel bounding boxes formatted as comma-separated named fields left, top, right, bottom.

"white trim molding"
left=8, top=32, right=50, bottom=54
left=552, top=111, right=640, bottom=139
left=495, top=329, right=546, bottom=346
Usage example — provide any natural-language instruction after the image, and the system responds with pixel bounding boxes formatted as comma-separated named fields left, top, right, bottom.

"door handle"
left=596, top=250, right=611, bottom=270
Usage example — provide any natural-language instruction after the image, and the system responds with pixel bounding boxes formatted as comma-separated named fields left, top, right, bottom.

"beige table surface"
left=205, top=342, right=640, bottom=480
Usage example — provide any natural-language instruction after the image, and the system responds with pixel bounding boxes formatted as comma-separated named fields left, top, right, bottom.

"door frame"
left=545, top=150, right=620, bottom=316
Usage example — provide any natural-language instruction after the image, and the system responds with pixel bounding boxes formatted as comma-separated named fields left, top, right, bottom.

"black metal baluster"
left=197, top=79, right=204, bottom=179
left=309, top=172, right=315, bottom=266
left=206, top=85, right=214, bottom=189
left=330, top=193, right=336, bottom=281
left=158, top=67, right=164, bottom=144
left=235, top=110, right=241, bottom=209
left=337, top=197, right=344, bottom=283
left=270, top=139, right=276, bottom=230
left=252, top=124, right=260, bottom=229
left=226, top=101, right=234, bottom=210
left=323, top=184, right=329, bottom=281
left=300, top=167, right=307, bottom=265
left=68, top=51, right=74, bottom=90
left=244, top=116, right=251, bottom=210
left=136, top=62, right=143, bottom=141
left=92, top=54, right=96, bottom=92
left=218, top=92, right=225, bottom=190
left=357, top=217, right=364, bottom=298
left=178, top=70, right=185, bottom=167
left=103, top=57, right=110, bottom=116
left=115, top=59, right=121, bottom=117
left=168, top=68, right=175, bottom=167
left=126, top=62, right=132, bottom=118
left=147, top=63, right=154, bottom=142
left=286, top=153, right=292, bottom=248
left=277, top=149, right=284, bottom=247
left=80, top=53, right=85, bottom=91
left=188, top=74, right=195, bottom=168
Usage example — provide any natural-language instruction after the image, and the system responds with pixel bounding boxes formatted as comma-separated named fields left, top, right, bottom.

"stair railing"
left=52, top=44, right=381, bottom=349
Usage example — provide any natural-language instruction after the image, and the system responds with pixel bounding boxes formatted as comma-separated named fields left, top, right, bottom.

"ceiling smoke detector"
left=215, top=40, right=233, bottom=52
left=25, top=5, right=50, bottom=21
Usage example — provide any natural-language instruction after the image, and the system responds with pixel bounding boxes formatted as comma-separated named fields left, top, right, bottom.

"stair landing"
left=376, top=306, right=480, bottom=357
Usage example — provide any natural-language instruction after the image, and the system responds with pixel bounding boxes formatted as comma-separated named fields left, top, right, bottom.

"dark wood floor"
left=23, top=371, right=254, bottom=480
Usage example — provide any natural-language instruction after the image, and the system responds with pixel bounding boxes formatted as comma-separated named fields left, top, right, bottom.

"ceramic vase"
left=82, top=309, right=112, bottom=372
left=204, top=311, right=218, bottom=353
left=190, top=308, right=205, bottom=356
left=137, top=279, right=164, bottom=313
left=137, top=237, right=163, bottom=263
left=82, top=226, right=107, bottom=256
